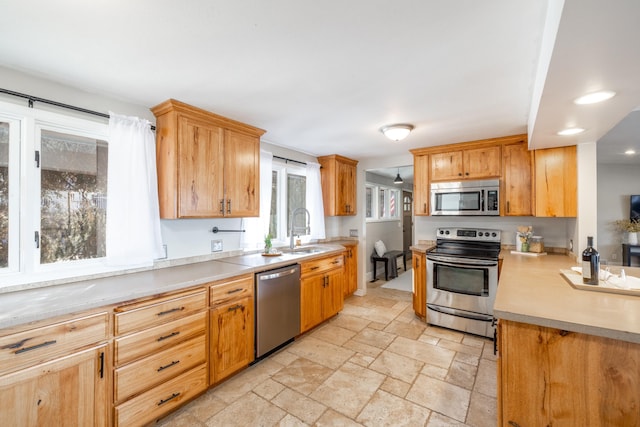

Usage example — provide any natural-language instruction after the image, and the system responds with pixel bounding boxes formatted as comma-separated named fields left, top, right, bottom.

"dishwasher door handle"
left=258, top=267, right=299, bottom=281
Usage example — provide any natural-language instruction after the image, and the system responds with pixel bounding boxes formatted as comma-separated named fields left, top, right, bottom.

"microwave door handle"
left=481, top=189, right=485, bottom=212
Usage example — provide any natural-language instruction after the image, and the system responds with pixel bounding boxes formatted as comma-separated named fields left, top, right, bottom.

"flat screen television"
left=631, top=195, right=640, bottom=222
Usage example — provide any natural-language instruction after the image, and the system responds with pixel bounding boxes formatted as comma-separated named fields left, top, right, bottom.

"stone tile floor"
left=158, top=273, right=497, bottom=426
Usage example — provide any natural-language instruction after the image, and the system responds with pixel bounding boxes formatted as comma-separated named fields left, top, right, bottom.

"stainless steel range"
left=426, top=227, right=501, bottom=338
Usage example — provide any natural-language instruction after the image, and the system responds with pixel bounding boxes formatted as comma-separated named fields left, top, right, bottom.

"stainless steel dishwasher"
left=255, top=264, right=301, bottom=359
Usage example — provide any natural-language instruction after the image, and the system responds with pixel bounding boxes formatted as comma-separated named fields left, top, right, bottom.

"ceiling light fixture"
left=625, top=149, right=636, bottom=155
left=557, top=127, right=585, bottom=136
left=574, top=90, right=616, bottom=105
left=380, top=124, right=414, bottom=141
left=394, top=168, right=404, bottom=184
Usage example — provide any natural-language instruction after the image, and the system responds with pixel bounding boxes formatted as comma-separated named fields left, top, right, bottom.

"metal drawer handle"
left=156, top=306, right=185, bottom=316
left=331, top=260, right=340, bottom=264
left=157, top=331, right=180, bottom=342
left=15, top=340, right=57, bottom=354
left=157, top=360, right=180, bottom=372
left=157, top=392, right=180, bottom=406
left=227, top=288, right=243, bottom=294
left=227, top=304, right=243, bottom=312
left=310, top=266, right=320, bottom=270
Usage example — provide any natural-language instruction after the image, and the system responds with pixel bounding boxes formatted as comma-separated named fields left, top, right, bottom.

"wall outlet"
left=159, top=244, right=167, bottom=259
left=211, top=240, right=223, bottom=252
left=611, top=253, right=617, bottom=260
left=349, top=229, right=358, bottom=237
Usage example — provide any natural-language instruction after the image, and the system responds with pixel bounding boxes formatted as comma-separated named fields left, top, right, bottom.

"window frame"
left=270, top=161, right=310, bottom=246
left=365, top=182, right=401, bottom=222
left=0, top=101, right=111, bottom=286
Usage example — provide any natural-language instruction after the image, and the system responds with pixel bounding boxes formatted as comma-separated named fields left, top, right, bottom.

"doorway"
left=402, top=191, right=413, bottom=254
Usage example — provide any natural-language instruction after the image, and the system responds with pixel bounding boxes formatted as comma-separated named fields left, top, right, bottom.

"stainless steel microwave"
left=430, top=179, right=499, bottom=216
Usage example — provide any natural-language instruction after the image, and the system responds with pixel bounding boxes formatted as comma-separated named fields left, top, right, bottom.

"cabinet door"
left=223, top=129, right=260, bottom=217
left=324, top=269, right=344, bottom=320
left=336, top=161, right=356, bottom=215
left=430, top=151, right=463, bottom=181
left=343, top=245, right=358, bottom=296
left=210, top=296, right=254, bottom=384
left=300, top=275, right=325, bottom=333
left=503, top=142, right=532, bottom=216
left=178, top=116, right=225, bottom=217
left=535, top=146, right=577, bottom=217
left=464, top=145, right=501, bottom=179
left=412, top=251, right=426, bottom=319
left=0, top=344, right=109, bottom=427
left=413, top=154, right=430, bottom=216
left=499, top=320, right=640, bottom=426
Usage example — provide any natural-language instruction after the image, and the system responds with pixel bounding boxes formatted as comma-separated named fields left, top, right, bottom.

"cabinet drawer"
left=114, top=290, right=206, bottom=336
left=300, top=254, right=344, bottom=278
left=115, top=311, right=206, bottom=366
left=115, top=334, right=206, bottom=403
left=210, top=274, right=253, bottom=306
left=0, top=312, right=108, bottom=374
left=115, top=364, right=208, bottom=427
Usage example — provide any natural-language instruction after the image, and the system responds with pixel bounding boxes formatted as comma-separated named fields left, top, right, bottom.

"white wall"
left=575, top=142, right=598, bottom=258
left=597, top=163, right=640, bottom=264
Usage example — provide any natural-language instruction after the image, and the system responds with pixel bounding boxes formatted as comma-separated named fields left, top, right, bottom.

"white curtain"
left=105, top=112, right=164, bottom=266
left=241, top=150, right=273, bottom=249
left=306, top=162, right=326, bottom=240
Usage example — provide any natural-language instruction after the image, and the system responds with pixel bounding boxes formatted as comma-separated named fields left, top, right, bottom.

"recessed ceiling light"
left=625, top=149, right=636, bottom=155
left=574, top=90, right=616, bottom=105
left=557, top=128, right=585, bottom=136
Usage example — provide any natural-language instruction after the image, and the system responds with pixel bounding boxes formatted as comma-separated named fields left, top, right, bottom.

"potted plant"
left=264, top=234, right=273, bottom=254
left=613, top=219, right=640, bottom=244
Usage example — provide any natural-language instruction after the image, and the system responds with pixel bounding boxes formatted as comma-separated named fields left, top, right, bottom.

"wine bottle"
left=582, top=236, right=599, bottom=285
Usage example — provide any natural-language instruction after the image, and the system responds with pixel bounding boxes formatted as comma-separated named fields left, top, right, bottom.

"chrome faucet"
left=290, top=207, right=311, bottom=249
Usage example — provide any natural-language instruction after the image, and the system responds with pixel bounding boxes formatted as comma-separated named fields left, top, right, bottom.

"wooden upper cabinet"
left=502, top=141, right=533, bottom=216
left=318, top=154, right=359, bottom=216
left=430, top=146, right=501, bottom=181
left=534, top=145, right=577, bottom=217
left=430, top=150, right=463, bottom=181
left=413, top=154, right=430, bottom=216
left=152, top=99, right=265, bottom=219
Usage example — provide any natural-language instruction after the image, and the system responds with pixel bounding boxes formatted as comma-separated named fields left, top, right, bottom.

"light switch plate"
left=211, top=240, right=223, bottom=252
left=349, top=229, right=358, bottom=237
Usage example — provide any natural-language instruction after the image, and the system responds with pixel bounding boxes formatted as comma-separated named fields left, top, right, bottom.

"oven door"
left=426, top=255, right=498, bottom=315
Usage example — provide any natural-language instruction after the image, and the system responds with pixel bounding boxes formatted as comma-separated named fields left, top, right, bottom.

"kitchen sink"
left=281, top=246, right=326, bottom=255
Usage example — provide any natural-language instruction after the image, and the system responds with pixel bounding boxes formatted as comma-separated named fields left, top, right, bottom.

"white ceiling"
left=0, top=1, right=639, bottom=165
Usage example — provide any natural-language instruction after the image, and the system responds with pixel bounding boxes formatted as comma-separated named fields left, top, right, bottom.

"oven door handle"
left=427, top=255, right=498, bottom=267
left=427, top=305, right=493, bottom=322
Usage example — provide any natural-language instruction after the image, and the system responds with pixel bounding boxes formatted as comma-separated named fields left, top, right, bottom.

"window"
left=0, top=102, right=109, bottom=284
left=39, top=129, right=108, bottom=264
left=270, top=162, right=308, bottom=244
left=365, top=183, right=401, bottom=221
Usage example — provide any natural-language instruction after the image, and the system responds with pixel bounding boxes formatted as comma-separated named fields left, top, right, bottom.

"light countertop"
left=494, top=252, right=640, bottom=344
left=0, top=243, right=349, bottom=330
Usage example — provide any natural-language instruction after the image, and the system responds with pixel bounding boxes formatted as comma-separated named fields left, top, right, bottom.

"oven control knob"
left=439, top=230, right=444, bottom=235
left=492, top=232, right=497, bottom=237
left=445, top=230, right=450, bottom=235
left=478, top=232, right=484, bottom=237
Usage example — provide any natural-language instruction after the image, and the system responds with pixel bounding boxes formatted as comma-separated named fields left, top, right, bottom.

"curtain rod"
left=273, top=155, right=307, bottom=166
left=0, top=88, right=156, bottom=131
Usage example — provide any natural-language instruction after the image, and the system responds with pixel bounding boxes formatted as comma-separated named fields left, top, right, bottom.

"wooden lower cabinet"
left=412, top=250, right=426, bottom=319
left=209, top=274, right=254, bottom=385
left=0, top=343, right=110, bottom=427
left=113, top=289, right=208, bottom=426
left=498, top=319, right=640, bottom=426
left=300, top=255, right=344, bottom=333
left=343, top=243, right=358, bottom=296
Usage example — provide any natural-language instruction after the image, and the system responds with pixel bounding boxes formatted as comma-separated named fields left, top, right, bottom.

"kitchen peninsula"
left=494, top=252, right=640, bottom=426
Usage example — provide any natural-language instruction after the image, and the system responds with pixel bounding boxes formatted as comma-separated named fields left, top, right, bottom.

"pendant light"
left=394, top=168, right=403, bottom=184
